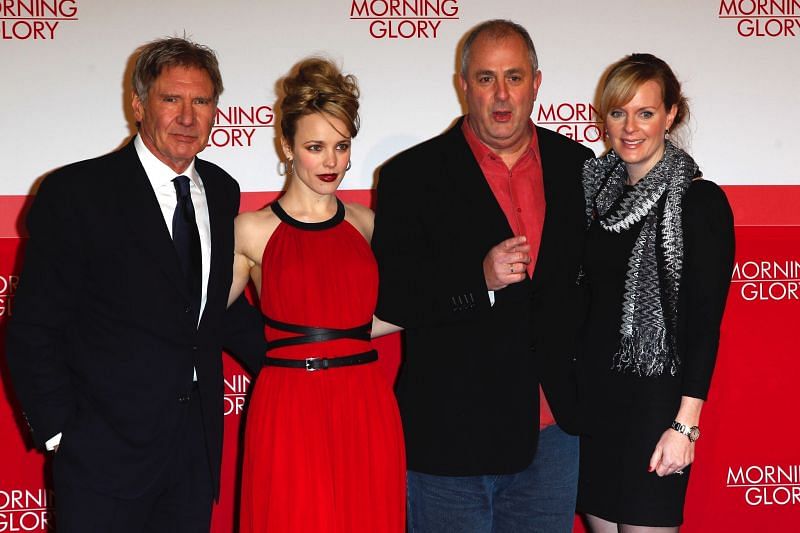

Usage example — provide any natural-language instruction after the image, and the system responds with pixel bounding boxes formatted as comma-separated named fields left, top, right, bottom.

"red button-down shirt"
left=462, top=116, right=555, bottom=429
left=461, top=118, right=545, bottom=277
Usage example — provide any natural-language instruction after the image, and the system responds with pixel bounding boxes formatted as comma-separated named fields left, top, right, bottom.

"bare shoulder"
left=345, top=201, right=374, bottom=221
left=234, top=207, right=281, bottom=259
left=236, top=206, right=278, bottom=229
left=344, top=202, right=375, bottom=241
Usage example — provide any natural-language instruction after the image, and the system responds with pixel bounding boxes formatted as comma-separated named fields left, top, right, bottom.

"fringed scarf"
left=582, top=141, right=698, bottom=377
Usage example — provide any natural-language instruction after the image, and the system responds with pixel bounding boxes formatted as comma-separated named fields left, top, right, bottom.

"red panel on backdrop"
left=682, top=226, right=800, bottom=531
left=723, top=186, right=800, bottom=226
left=0, top=238, right=55, bottom=531
left=1, top=193, right=798, bottom=533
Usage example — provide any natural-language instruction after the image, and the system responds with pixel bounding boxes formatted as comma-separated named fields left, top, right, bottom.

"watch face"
left=689, top=426, right=701, bottom=442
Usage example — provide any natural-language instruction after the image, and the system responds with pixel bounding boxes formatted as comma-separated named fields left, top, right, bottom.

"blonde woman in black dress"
left=577, top=54, right=735, bottom=531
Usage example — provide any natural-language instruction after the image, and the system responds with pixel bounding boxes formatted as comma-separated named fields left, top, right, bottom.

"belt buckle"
left=305, top=357, right=328, bottom=371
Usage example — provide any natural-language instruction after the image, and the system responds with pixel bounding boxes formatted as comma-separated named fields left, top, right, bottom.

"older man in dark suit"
left=372, top=19, right=594, bottom=532
left=6, top=37, right=266, bottom=532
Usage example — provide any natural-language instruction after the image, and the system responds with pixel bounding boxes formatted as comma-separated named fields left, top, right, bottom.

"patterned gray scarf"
left=582, top=141, right=698, bottom=377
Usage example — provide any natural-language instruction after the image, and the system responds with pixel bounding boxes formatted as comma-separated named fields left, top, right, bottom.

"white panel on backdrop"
left=1, top=0, right=798, bottom=195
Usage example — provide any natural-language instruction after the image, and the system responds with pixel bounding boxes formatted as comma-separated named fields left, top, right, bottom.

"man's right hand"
left=483, top=236, right=530, bottom=291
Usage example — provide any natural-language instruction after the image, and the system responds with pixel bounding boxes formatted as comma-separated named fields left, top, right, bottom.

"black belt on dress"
left=264, top=315, right=372, bottom=350
left=264, top=350, right=378, bottom=371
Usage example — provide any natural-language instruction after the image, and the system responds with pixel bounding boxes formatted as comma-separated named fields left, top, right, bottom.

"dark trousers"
left=54, top=387, right=213, bottom=533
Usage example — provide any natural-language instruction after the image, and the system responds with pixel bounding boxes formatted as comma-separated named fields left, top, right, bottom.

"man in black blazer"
left=6, top=38, right=266, bottom=532
left=372, top=20, right=593, bottom=532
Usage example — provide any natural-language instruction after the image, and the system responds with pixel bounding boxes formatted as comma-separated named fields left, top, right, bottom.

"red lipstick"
left=317, top=174, right=338, bottom=183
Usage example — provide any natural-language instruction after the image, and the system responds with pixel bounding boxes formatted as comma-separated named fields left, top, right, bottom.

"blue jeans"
left=407, top=424, right=579, bottom=532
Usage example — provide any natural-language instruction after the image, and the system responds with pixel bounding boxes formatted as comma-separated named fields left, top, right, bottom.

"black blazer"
left=6, top=140, right=266, bottom=498
left=372, top=118, right=592, bottom=476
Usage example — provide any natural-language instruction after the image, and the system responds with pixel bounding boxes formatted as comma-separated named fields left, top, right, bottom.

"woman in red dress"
left=229, top=58, right=405, bottom=532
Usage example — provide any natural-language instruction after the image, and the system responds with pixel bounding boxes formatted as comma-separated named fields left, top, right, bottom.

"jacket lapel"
left=531, top=126, right=560, bottom=287
left=537, top=126, right=558, bottom=206
left=114, top=141, right=191, bottom=303
left=441, top=118, right=513, bottom=238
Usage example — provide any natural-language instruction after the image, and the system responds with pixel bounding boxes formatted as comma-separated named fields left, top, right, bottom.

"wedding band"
left=675, top=470, right=685, bottom=475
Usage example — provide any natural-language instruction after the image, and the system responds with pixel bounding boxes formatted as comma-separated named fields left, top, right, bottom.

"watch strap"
left=671, top=420, right=700, bottom=442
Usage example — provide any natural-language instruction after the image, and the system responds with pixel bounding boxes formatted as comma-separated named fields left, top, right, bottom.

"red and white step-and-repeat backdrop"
left=1, top=1, right=798, bottom=531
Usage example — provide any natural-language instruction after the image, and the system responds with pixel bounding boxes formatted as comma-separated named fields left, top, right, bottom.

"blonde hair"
left=600, top=53, right=689, bottom=129
left=280, top=58, right=360, bottom=143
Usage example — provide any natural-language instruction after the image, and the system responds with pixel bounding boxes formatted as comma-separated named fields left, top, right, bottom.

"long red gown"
left=239, top=199, right=405, bottom=532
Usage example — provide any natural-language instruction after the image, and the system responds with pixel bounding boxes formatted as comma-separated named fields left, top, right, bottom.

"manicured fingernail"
left=648, top=466, right=654, bottom=472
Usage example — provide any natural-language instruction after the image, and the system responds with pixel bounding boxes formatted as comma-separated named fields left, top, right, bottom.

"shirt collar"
left=134, top=134, right=202, bottom=191
left=461, top=116, right=540, bottom=167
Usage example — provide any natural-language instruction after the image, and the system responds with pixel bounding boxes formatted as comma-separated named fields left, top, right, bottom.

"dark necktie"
left=172, top=175, right=202, bottom=325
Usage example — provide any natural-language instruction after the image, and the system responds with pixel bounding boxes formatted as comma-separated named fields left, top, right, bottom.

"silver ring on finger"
left=674, top=469, right=685, bottom=475
left=509, top=264, right=514, bottom=274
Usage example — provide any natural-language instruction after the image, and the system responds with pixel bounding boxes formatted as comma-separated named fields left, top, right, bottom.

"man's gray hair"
left=132, top=37, right=223, bottom=103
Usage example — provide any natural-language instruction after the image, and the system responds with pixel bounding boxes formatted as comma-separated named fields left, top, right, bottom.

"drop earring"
left=277, top=159, right=294, bottom=176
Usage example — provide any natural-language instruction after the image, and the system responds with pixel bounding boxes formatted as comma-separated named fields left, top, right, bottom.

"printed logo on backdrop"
left=726, top=465, right=800, bottom=506
left=224, top=373, right=251, bottom=416
left=0, top=0, right=78, bottom=40
left=718, top=0, right=800, bottom=37
left=0, top=274, right=19, bottom=319
left=731, top=260, right=799, bottom=302
left=208, top=105, right=274, bottom=148
left=537, top=102, right=603, bottom=144
left=349, top=0, right=459, bottom=39
left=0, top=489, right=54, bottom=532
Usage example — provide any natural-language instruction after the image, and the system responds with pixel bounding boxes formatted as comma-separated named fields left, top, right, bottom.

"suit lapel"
left=532, top=126, right=560, bottom=286
left=441, top=119, right=513, bottom=238
left=537, top=126, right=558, bottom=205
left=114, top=141, right=191, bottom=303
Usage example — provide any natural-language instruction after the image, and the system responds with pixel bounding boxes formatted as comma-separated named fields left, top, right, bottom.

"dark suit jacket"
left=372, top=118, right=592, bottom=476
left=6, top=140, right=266, bottom=498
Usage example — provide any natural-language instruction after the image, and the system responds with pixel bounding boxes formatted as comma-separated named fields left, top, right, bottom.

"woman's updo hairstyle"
left=280, top=58, right=360, bottom=144
left=599, top=53, right=689, bottom=130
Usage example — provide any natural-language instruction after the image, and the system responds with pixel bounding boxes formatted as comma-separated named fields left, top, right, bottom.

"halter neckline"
left=271, top=198, right=345, bottom=231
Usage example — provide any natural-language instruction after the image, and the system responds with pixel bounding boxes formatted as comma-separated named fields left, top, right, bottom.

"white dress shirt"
left=134, top=134, right=212, bottom=321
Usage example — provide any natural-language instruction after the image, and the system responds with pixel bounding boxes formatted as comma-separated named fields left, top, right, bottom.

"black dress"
left=576, top=179, right=734, bottom=526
